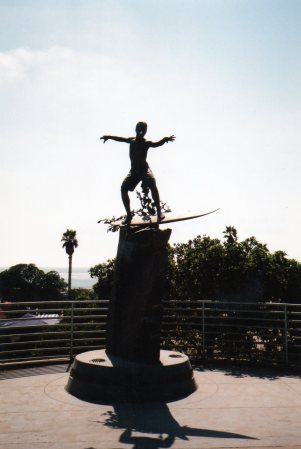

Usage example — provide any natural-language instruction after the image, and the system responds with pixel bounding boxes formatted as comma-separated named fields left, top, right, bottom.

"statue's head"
left=135, top=121, right=147, bottom=137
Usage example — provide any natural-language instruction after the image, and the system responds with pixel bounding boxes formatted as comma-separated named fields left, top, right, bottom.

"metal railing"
left=0, top=300, right=108, bottom=365
left=161, top=301, right=301, bottom=366
left=1, top=299, right=300, bottom=367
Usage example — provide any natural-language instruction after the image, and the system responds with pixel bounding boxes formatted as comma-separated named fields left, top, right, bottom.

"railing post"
left=202, top=302, right=205, bottom=359
left=284, top=304, right=288, bottom=365
left=70, top=300, right=74, bottom=361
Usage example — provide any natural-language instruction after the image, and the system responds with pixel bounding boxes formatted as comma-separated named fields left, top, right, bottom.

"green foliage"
left=71, top=288, right=97, bottom=301
left=89, top=227, right=301, bottom=304
left=167, top=236, right=225, bottom=302
left=0, top=264, right=66, bottom=301
left=89, top=259, right=115, bottom=300
left=165, top=227, right=301, bottom=303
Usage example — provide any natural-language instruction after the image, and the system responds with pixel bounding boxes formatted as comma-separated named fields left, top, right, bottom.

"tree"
left=223, top=226, right=238, bottom=246
left=61, top=229, right=78, bottom=297
left=0, top=264, right=66, bottom=301
left=89, top=259, right=115, bottom=300
left=166, top=227, right=301, bottom=304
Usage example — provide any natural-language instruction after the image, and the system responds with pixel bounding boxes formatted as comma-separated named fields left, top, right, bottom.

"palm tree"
left=61, top=229, right=78, bottom=297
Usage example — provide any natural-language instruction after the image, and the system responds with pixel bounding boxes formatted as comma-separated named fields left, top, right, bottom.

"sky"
left=1, top=0, right=301, bottom=268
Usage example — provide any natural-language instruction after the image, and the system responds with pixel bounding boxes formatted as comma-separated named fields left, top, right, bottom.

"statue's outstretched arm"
left=148, top=135, right=176, bottom=148
left=100, top=135, right=133, bottom=144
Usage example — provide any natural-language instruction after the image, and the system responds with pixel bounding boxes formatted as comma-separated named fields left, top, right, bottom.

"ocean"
left=43, top=267, right=95, bottom=289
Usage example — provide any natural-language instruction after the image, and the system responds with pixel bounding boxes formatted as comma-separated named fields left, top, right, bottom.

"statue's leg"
left=151, top=185, right=164, bottom=221
left=147, top=170, right=165, bottom=221
left=121, top=188, right=131, bottom=223
left=121, top=172, right=139, bottom=223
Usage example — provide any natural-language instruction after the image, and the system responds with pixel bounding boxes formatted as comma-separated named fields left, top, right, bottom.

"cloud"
left=0, top=47, right=32, bottom=83
left=0, top=46, right=114, bottom=91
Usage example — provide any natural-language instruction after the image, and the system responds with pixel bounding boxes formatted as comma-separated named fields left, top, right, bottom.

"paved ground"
left=0, top=365, right=301, bottom=449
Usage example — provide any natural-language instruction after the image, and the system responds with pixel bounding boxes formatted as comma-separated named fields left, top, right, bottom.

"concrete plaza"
left=0, top=364, right=300, bottom=449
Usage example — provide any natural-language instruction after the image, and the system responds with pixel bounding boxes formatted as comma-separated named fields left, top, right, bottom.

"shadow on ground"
left=194, top=363, right=301, bottom=381
left=88, top=402, right=258, bottom=449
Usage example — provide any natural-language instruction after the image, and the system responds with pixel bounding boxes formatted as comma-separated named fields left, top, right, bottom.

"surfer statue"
left=100, top=122, right=175, bottom=224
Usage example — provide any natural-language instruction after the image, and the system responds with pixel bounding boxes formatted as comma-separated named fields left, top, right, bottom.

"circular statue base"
left=66, top=349, right=197, bottom=403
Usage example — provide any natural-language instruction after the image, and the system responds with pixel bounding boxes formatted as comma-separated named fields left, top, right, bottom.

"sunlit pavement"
left=1, top=366, right=301, bottom=449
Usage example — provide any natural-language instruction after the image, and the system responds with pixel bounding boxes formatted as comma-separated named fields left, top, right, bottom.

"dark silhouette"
left=99, top=403, right=258, bottom=449
left=101, top=122, right=175, bottom=224
left=61, top=229, right=78, bottom=298
left=105, top=227, right=171, bottom=364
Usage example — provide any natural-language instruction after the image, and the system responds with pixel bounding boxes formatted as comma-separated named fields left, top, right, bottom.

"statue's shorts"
left=121, top=168, right=157, bottom=192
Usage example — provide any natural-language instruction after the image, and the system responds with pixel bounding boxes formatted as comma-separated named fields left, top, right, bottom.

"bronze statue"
left=100, top=122, right=175, bottom=224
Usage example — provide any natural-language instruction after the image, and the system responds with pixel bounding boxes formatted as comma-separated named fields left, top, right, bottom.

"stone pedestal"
left=66, top=349, right=197, bottom=403
left=106, top=227, right=171, bottom=363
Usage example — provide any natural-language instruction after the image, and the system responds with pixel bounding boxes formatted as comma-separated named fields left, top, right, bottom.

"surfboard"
left=110, top=208, right=220, bottom=229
